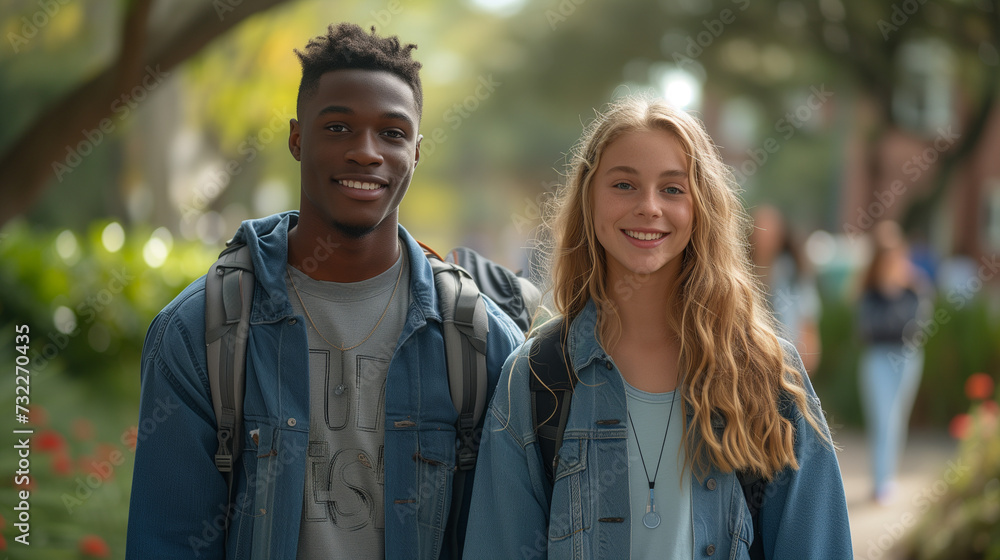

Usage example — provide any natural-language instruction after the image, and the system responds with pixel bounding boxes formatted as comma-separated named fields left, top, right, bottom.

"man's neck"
left=287, top=215, right=401, bottom=283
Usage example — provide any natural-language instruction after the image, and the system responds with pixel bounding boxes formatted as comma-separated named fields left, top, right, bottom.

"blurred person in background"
left=856, top=220, right=933, bottom=505
left=749, top=205, right=822, bottom=373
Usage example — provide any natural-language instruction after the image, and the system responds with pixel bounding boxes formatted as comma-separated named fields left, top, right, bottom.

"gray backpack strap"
left=429, top=257, right=490, bottom=467
left=428, top=255, right=489, bottom=557
left=205, top=243, right=255, bottom=485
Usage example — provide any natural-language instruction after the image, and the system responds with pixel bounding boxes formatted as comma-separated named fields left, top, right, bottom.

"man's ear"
left=289, top=118, right=302, bottom=161
left=414, top=134, right=422, bottom=168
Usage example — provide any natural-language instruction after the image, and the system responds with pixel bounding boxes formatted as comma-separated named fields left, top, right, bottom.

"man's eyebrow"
left=318, top=105, right=353, bottom=117
left=316, top=106, right=415, bottom=128
left=604, top=165, right=687, bottom=179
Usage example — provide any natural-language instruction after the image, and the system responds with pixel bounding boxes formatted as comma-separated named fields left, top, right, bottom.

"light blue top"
left=623, top=382, right=692, bottom=559
left=464, top=299, right=854, bottom=559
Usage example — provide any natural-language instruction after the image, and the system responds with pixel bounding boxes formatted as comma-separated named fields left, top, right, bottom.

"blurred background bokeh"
left=1, top=0, right=998, bottom=558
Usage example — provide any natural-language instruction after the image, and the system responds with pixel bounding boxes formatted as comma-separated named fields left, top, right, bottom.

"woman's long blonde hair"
left=545, top=95, right=828, bottom=479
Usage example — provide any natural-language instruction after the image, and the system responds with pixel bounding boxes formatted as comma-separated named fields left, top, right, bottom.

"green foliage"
left=900, top=385, right=1000, bottom=560
left=0, top=220, right=216, bottom=558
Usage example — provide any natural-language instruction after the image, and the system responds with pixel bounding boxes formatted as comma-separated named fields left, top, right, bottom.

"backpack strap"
left=426, top=254, right=490, bottom=556
left=737, top=469, right=766, bottom=560
left=205, top=243, right=255, bottom=500
left=527, top=319, right=575, bottom=485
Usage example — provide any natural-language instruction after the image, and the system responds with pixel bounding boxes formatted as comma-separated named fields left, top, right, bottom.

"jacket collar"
left=565, top=298, right=725, bottom=429
left=229, top=211, right=439, bottom=324
left=566, top=299, right=611, bottom=372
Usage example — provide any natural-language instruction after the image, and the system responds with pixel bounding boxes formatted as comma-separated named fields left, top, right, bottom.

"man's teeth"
left=340, top=180, right=383, bottom=191
left=624, top=230, right=665, bottom=241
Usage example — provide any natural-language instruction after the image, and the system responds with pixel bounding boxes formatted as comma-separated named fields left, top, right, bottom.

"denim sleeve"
left=760, top=342, right=854, bottom=559
left=126, top=287, right=230, bottom=560
left=464, top=345, right=552, bottom=560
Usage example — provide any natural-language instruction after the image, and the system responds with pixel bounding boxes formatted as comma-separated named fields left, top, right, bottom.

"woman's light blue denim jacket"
left=125, top=212, right=524, bottom=559
left=464, top=300, right=853, bottom=559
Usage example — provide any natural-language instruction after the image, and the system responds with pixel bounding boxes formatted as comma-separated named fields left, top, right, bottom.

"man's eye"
left=383, top=130, right=405, bottom=139
left=326, top=124, right=348, bottom=132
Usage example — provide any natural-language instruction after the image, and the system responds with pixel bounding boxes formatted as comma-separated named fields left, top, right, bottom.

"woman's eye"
left=613, top=182, right=633, bottom=190
left=664, top=185, right=683, bottom=194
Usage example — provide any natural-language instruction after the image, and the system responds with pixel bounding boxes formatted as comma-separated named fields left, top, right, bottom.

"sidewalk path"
left=836, top=429, right=958, bottom=560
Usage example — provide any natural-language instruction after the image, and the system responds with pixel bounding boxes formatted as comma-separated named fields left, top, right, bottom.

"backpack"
left=204, top=239, right=541, bottom=552
left=528, top=320, right=767, bottom=560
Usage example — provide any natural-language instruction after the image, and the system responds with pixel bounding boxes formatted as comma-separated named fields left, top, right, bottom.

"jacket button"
left=288, top=318, right=297, bottom=325
left=605, top=361, right=613, bottom=370
left=706, top=478, right=717, bottom=490
left=287, top=417, right=297, bottom=427
left=706, top=544, right=716, bottom=556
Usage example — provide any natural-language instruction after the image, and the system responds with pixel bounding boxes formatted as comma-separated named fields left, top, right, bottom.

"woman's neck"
left=601, top=266, right=682, bottom=393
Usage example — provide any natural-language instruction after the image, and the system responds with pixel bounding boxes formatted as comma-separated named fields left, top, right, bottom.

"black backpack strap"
left=205, top=242, right=255, bottom=512
left=528, top=319, right=575, bottom=485
left=445, top=247, right=541, bottom=332
left=737, top=469, right=766, bottom=560
left=426, top=254, right=490, bottom=557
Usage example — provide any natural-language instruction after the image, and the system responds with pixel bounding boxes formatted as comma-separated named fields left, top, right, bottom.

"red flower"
left=78, top=534, right=110, bottom=558
left=52, top=452, right=73, bottom=476
left=981, top=400, right=999, bottom=417
left=949, top=413, right=972, bottom=439
left=0, top=533, right=7, bottom=551
left=35, top=429, right=66, bottom=453
left=72, top=418, right=95, bottom=441
left=121, top=426, right=138, bottom=452
left=95, top=443, right=117, bottom=463
left=965, top=373, right=995, bottom=401
left=29, top=405, right=48, bottom=427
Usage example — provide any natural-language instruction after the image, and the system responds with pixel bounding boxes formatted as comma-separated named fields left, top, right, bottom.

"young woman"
left=464, top=97, right=852, bottom=559
left=855, top=220, right=931, bottom=505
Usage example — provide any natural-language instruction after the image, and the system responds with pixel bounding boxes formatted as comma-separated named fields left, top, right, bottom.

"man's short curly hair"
left=295, top=23, right=423, bottom=116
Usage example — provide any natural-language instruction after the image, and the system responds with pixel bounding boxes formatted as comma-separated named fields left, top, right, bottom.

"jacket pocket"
left=548, top=437, right=589, bottom=544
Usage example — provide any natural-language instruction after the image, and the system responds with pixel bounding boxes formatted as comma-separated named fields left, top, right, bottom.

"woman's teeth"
left=624, top=230, right=665, bottom=241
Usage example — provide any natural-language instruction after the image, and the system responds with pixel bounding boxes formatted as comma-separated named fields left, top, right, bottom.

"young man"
left=125, top=24, right=523, bottom=559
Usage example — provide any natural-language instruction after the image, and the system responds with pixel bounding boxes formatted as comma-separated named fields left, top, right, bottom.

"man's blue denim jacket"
left=125, top=212, right=524, bottom=559
left=465, top=300, right=853, bottom=560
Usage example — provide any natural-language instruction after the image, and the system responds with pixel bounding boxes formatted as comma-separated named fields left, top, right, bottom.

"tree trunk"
left=0, top=0, right=291, bottom=228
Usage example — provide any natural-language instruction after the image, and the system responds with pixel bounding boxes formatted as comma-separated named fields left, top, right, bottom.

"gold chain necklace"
left=287, top=248, right=404, bottom=352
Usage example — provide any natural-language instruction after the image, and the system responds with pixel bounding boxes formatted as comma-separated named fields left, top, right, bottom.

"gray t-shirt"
left=286, top=246, right=410, bottom=560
